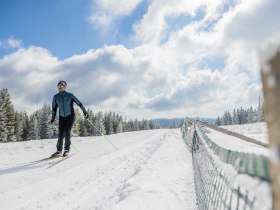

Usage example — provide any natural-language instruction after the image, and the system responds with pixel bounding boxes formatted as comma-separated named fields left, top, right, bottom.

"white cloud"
left=132, top=0, right=227, bottom=44
left=89, top=0, right=143, bottom=28
left=0, top=36, right=22, bottom=49
left=1, top=0, right=280, bottom=119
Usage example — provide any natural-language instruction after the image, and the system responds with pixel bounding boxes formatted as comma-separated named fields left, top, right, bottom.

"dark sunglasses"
left=57, top=85, right=65, bottom=89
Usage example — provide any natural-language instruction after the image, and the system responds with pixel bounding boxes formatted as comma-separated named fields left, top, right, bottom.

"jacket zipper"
left=62, top=92, right=65, bottom=116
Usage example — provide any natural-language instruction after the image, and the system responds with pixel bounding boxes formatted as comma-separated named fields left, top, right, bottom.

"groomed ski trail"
left=0, top=129, right=197, bottom=210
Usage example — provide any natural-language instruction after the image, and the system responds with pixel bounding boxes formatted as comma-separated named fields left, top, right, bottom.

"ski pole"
left=50, top=123, right=80, bottom=153
left=86, top=118, right=118, bottom=150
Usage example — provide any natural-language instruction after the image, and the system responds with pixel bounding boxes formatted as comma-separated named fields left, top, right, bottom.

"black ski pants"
left=57, top=114, right=75, bottom=151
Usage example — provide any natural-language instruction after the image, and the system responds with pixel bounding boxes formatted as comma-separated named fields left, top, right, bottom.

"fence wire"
left=181, top=122, right=272, bottom=210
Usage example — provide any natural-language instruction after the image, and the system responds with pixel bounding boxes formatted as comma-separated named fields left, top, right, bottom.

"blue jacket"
left=51, top=91, right=87, bottom=120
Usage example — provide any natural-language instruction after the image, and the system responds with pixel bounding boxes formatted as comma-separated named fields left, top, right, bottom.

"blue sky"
left=0, top=0, right=279, bottom=118
left=0, top=0, right=151, bottom=59
left=0, top=0, right=131, bottom=58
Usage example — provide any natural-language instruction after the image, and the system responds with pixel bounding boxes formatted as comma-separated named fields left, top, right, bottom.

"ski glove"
left=50, top=119, right=55, bottom=124
left=84, top=112, right=89, bottom=119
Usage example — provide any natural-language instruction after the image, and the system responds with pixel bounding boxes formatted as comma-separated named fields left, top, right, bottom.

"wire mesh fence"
left=181, top=121, right=272, bottom=210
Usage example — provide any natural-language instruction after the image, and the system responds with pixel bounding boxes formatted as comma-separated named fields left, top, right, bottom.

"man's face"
left=58, top=86, right=65, bottom=92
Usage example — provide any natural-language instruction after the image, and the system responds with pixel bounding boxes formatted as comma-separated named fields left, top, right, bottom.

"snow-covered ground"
left=220, top=122, right=268, bottom=144
left=205, top=127, right=268, bottom=156
left=0, top=129, right=197, bottom=210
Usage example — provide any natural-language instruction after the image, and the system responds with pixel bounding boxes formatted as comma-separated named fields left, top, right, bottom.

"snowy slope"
left=0, top=129, right=197, bottom=210
left=205, top=127, right=268, bottom=156
left=220, top=122, right=268, bottom=144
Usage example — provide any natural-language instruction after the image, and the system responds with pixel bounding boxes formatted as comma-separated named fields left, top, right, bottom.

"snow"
left=220, top=122, right=269, bottom=144
left=204, top=127, right=269, bottom=156
left=0, top=129, right=197, bottom=210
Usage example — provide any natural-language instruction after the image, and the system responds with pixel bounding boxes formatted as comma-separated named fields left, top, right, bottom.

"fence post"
left=261, top=49, right=280, bottom=210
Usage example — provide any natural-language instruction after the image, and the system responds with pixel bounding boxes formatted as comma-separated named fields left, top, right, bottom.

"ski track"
left=0, top=129, right=197, bottom=210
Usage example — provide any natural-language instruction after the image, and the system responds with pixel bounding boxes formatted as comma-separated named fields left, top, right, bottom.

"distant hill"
left=153, top=118, right=184, bottom=128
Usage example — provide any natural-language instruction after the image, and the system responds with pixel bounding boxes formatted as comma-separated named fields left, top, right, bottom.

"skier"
left=50, top=80, right=89, bottom=157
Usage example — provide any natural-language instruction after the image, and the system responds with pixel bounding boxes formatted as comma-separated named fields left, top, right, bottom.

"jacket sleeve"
left=72, top=94, right=87, bottom=114
left=51, top=95, right=58, bottom=120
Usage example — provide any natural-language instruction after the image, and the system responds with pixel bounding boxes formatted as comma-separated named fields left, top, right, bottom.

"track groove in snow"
left=0, top=129, right=197, bottom=210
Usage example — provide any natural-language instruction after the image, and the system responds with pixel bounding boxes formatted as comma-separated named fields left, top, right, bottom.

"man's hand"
left=84, top=112, right=89, bottom=119
left=50, top=119, right=55, bottom=124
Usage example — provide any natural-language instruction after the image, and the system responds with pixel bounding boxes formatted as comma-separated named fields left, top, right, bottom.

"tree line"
left=216, top=97, right=265, bottom=126
left=0, top=88, right=158, bottom=142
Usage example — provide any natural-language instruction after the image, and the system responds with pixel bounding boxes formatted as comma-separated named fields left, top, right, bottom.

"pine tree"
left=116, top=115, right=124, bottom=133
left=215, top=116, right=221, bottom=126
left=149, top=120, right=156, bottom=129
left=21, top=112, right=29, bottom=141
left=38, top=104, right=53, bottom=139
left=86, top=110, right=95, bottom=136
left=232, top=109, right=238, bottom=125
left=105, top=112, right=114, bottom=135
left=72, top=108, right=82, bottom=137
left=0, top=99, right=7, bottom=142
left=95, top=111, right=106, bottom=135
left=112, top=113, right=118, bottom=134
left=142, top=119, right=149, bottom=130
left=0, top=88, right=16, bottom=141
left=134, top=119, right=139, bottom=131
left=79, top=119, right=89, bottom=136
left=247, top=106, right=254, bottom=123
left=14, top=111, right=24, bottom=141
left=27, top=114, right=39, bottom=140
left=257, top=96, right=263, bottom=122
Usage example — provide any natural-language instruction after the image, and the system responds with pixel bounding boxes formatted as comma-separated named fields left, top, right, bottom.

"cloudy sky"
left=0, top=0, right=279, bottom=119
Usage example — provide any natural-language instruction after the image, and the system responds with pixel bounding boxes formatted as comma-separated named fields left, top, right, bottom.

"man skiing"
left=50, top=80, right=89, bottom=157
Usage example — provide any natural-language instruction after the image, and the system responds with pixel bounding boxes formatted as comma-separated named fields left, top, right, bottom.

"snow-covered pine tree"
left=27, top=114, right=39, bottom=140
left=105, top=112, right=114, bottom=135
left=79, top=119, right=89, bottom=136
left=122, top=117, right=128, bottom=132
left=148, top=120, right=156, bottom=129
left=215, top=116, right=221, bottom=126
left=86, top=110, right=95, bottom=136
left=220, top=112, right=225, bottom=125
left=0, top=98, right=7, bottom=142
left=128, top=119, right=134, bottom=131
left=134, top=119, right=139, bottom=131
left=116, top=115, right=123, bottom=133
left=21, top=112, right=29, bottom=141
left=38, top=104, right=53, bottom=139
left=142, top=119, right=149, bottom=130
left=236, top=108, right=240, bottom=124
left=0, top=88, right=17, bottom=142
left=232, top=109, right=238, bottom=125
left=241, top=107, right=248, bottom=124
left=247, top=106, right=254, bottom=123
left=221, top=111, right=232, bottom=125
left=257, top=96, right=263, bottom=122
left=112, top=113, right=118, bottom=134
left=95, top=111, right=106, bottom=135
left=14, top=111, right=24, bottom=141
left=72, top=108, right=82, bottom=137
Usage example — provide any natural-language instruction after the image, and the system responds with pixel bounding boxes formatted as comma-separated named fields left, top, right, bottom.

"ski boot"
left=51, top=151, right=62, bottom=158
left=63, top=150, right=69, bottom=157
